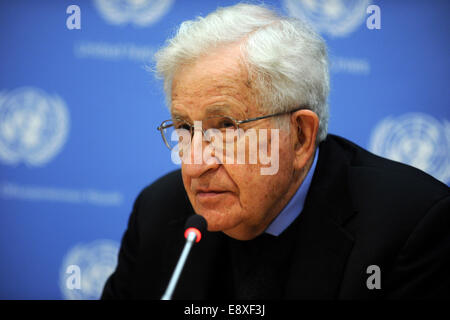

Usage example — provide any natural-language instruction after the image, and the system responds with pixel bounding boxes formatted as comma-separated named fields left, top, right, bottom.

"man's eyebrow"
left=204, top=105, right=232, bottom=116
left=171, top=109, right=189, bottom=119
left=171, top=105, right=242, bottom=119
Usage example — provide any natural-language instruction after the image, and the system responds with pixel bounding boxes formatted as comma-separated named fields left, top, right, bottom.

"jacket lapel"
left=284, top=136, right=357, bottom=299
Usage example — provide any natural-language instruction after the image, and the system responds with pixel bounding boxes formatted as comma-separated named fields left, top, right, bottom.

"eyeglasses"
left=157, top=106, right=306, bottom=150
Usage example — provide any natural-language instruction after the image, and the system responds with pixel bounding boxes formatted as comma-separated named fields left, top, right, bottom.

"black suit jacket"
left=102, top=134, right=450, bottom=299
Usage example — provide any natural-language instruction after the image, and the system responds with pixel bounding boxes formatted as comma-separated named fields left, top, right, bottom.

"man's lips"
left=195, top=189, right=231, bottom=199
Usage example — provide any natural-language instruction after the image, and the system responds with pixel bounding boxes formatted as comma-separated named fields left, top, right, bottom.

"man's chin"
left=195, top=212, right=259, bottom=240
left=195, top=211, right=239, bottom=233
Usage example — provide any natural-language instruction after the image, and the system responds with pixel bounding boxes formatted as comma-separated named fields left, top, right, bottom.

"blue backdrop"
left=0, top=0, right=448, bottom=299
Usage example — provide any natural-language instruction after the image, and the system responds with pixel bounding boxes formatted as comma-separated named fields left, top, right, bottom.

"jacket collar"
left=284, top=135, right=357, bottom=299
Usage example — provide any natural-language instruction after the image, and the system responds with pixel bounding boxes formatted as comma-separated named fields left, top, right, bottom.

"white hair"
left=154, top=3, right=330, bottom=143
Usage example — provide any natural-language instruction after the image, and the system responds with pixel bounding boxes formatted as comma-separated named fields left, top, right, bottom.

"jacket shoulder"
left=322, top=135, right=448, bottom=235
left=139, top=169, right=185, bottom=203
left=327, top=135, right=449, bottom=242
left=134, top=169, right=192, bottom=230
left=327, top=134, right=449, bottom=202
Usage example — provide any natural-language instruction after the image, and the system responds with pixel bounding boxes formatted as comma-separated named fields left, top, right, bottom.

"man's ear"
left=291, top=109, right=319, bottom=170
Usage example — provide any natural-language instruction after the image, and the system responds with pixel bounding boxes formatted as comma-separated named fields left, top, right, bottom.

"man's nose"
left=182, top=128, right=219, bottom=178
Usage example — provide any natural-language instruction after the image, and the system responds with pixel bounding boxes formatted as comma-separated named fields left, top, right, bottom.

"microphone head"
left=184, top=215, right=207, bottom=243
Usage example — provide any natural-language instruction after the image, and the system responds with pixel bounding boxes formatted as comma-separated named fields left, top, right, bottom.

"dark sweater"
left=227, top=213, right=302, bottom=299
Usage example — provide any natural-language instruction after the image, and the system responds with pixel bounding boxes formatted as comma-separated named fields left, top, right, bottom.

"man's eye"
left=219, top=120, right=236, bottom=129
left=175, top=124, right=191, bottom=131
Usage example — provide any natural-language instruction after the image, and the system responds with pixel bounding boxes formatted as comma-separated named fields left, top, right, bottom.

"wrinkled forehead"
left=171, top=50, right=249, bottom=97
left=170, top=46, right=259, bottom=120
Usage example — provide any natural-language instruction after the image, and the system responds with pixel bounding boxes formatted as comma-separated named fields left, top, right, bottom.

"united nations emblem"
left=369, top=113, right=450, bottom=184
left=283, top=0, right=371, bottom=37
left=60, top=239, right=120, bottom=300
left=0, top=87, right=69, bottom=166
left=94, top=0, right=174, bottom=27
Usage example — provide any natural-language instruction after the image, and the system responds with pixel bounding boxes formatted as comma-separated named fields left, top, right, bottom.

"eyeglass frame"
left=156, top=106, right=307, bottom=150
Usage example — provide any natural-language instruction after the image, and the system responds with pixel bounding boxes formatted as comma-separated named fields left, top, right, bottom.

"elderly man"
left=102, top=4, right=450, bottom=299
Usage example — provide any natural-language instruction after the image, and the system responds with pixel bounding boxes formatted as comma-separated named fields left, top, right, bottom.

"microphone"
left=161, top=214, right=207, bottom=300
